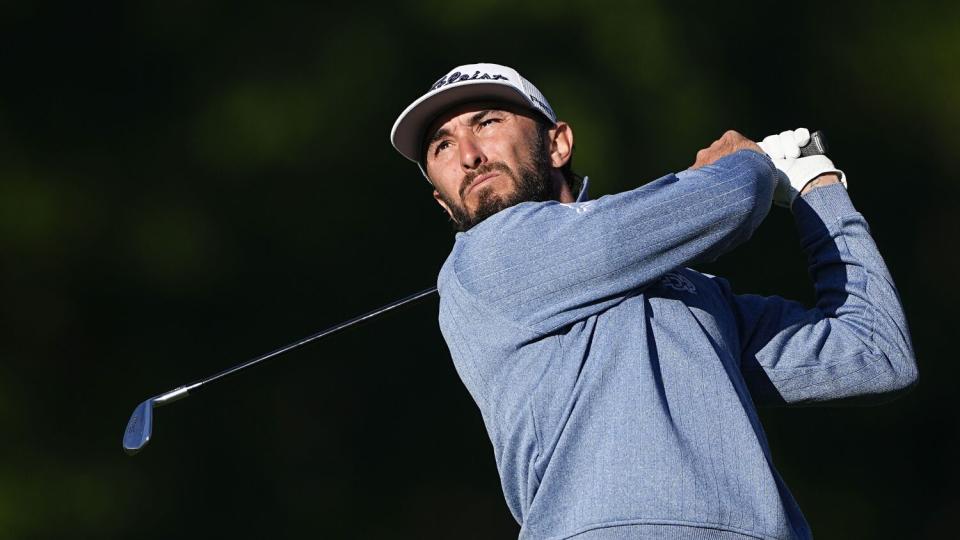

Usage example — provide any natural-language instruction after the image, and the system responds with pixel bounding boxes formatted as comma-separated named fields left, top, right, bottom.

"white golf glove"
left=758, top=128, right=847, bottom=207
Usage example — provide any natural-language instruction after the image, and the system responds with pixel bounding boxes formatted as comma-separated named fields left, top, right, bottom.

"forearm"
left=679, top=150, right=776, bottom=266
left=454, top=150, right=776, bottom=334
left=748, top=184, right=918, bottom=403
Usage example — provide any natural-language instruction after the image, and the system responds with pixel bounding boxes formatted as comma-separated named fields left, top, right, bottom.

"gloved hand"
left=758, top=128, right=847, bottom=207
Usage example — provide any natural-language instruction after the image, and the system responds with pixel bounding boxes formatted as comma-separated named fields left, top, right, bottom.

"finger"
left=780, top=130, right=801, bottom=159
left=756, top=137, right=772, bottom=154
left=696, top=148, right=709, bottom=164
left=689, top=150, right=706, bottom=169
left=761, top=134, right=783, bottom=159
left=794, top=127, right=810, bottom=147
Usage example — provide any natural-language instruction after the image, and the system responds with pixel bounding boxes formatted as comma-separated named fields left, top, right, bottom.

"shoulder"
left=446, top=201, right=575, bottom=264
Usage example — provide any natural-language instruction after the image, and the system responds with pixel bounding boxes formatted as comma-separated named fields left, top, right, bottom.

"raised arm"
left=445, top=133, right=777, bottom=335
left=717, top=183, right=918, bottom=405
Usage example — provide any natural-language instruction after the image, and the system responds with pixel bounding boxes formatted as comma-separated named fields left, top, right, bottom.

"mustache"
left=459, top=162, right=512, bottom=200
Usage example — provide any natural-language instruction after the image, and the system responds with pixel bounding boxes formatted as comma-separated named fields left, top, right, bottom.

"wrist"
left=800, top=173, right=841, bottom=196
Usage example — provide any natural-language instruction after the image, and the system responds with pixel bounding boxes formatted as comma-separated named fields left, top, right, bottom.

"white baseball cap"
left=390, top=63, right=557, bottom=177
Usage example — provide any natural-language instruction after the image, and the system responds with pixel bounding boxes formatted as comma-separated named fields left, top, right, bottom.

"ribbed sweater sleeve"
left=722, top=183, right=918, bottom=405
left=449, top=149, right=776, bottom=335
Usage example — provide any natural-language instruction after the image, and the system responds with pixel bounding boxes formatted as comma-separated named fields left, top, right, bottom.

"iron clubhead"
left=123, top=399, right=154, bottom=455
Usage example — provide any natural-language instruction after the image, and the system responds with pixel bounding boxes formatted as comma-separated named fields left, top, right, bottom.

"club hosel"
left=154, top=386, right=190, bottom=407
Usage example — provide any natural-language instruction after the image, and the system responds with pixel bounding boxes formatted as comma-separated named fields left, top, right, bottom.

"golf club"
left=122, top=285, right=438, bottom=455
left=123, top=130, right=828, bottom=456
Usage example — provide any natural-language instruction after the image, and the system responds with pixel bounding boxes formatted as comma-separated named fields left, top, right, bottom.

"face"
left=423, top=103, right=561, bottom=232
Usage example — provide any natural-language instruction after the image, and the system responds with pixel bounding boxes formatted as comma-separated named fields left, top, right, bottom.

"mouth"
left=466, top=172, right=501, bottom=196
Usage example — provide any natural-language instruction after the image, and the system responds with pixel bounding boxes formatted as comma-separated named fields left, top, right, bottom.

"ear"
left=433, top=189, right=458, bottom=223
left=548, top=121, right=574, bottom=168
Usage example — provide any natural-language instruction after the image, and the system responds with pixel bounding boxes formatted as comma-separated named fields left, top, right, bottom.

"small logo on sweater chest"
left=559, top=201, right=595, bottom=214
left=660, top=272, right=697, bottom=294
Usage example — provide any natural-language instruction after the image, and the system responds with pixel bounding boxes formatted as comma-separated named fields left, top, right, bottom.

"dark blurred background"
left=1, top=1, right=957, bottom=538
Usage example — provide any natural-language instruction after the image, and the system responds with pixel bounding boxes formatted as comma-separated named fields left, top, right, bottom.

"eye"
left=478, top=117, right=501, bottom=129
left=434, top=140, right=451, bottom=156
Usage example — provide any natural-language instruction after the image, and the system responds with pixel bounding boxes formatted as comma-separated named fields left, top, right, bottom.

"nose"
left=459, top=136, right=486, bottom=171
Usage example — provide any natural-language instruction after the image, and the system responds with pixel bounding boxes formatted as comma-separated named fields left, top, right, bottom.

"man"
left=390, top=63, right=917, bottom=540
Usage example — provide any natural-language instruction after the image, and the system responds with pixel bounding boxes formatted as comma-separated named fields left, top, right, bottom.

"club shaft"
left=145, top=133, right=827, bottom=402
left=176, top=286, right=438, bottom=394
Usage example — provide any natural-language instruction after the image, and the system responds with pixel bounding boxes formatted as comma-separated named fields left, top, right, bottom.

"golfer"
left=391, top=63, right=917, bottom=540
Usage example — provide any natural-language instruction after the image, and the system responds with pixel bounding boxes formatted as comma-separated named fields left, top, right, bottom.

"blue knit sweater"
left=436, top=150, right=917, bottom=539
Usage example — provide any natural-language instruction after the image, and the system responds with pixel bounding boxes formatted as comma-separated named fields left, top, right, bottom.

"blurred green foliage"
left=0, top=1, right=957, bottom=538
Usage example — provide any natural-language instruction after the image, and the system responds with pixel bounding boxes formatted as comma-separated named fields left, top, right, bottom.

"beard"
left=440, top=134, right=554, bottom=232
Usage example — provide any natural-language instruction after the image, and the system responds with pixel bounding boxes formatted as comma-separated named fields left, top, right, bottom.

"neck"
left=553, top=172, right=575, bottom=203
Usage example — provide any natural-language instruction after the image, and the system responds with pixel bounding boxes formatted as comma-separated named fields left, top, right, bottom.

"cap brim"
left=390, top=81, right=537, bottom=164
